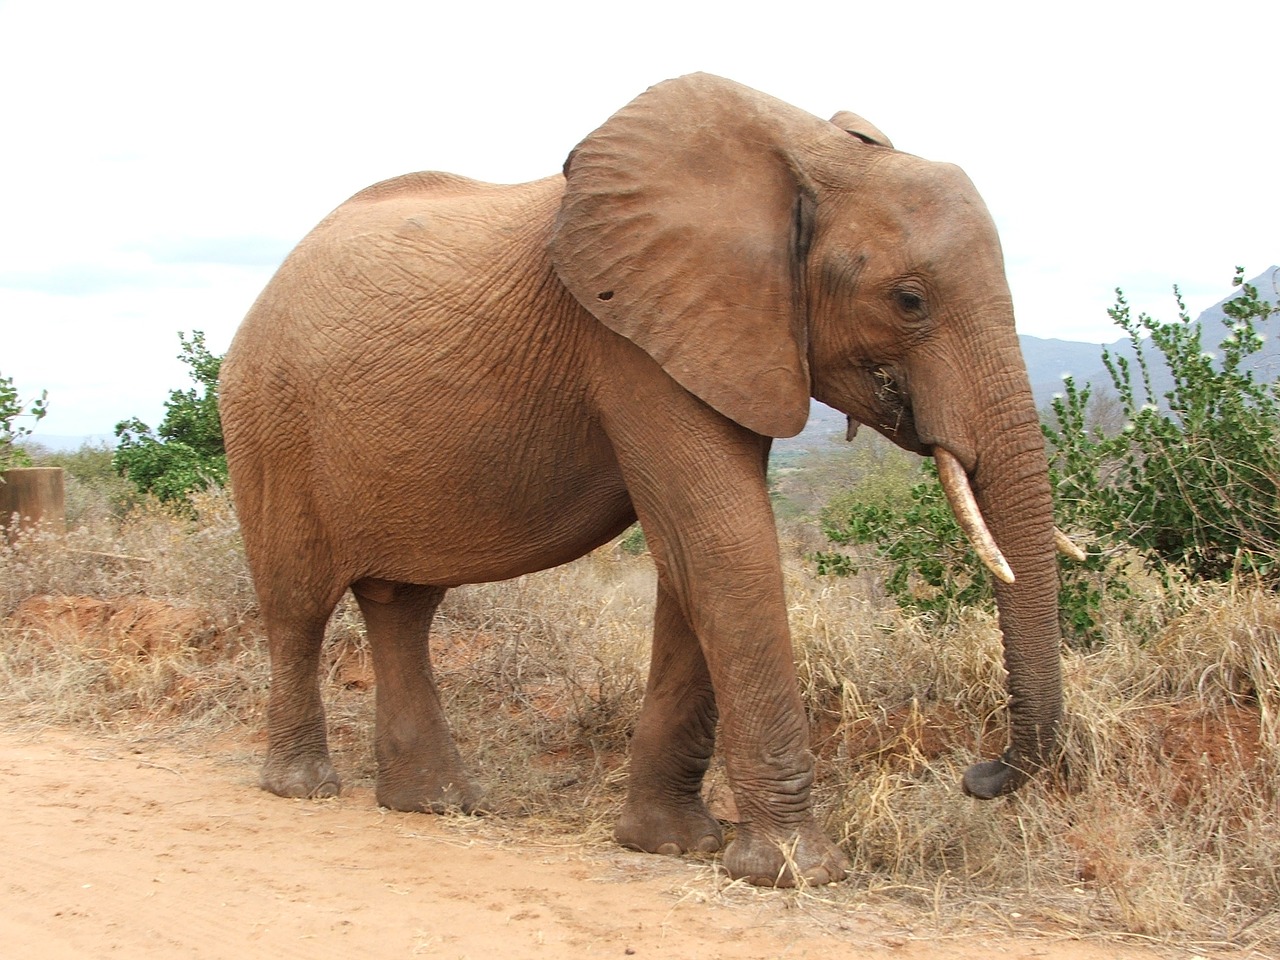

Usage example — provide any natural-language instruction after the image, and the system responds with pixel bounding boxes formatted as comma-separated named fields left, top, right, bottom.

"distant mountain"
left=779, top=266, right=1280, bottom=454
left=1020, top=337, right=1121, bottom=409
left=1021, top=266, right=1280, bottom=409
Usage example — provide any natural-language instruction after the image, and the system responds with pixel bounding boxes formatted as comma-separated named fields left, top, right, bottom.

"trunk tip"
left=962, top=755, right=1027, bottom=799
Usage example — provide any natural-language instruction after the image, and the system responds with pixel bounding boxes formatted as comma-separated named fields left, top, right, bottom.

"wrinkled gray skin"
left=220, top=73, right=1062, bottom=887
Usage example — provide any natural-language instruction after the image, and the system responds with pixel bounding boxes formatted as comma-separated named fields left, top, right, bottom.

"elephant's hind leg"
left=615, top=578, right=723, bottom=856
left=260, top=605, right=342, bottom=800
left=352, top=580, right=481, bottom=813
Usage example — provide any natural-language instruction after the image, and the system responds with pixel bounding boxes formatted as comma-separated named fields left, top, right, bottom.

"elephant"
left=219, top=73, right=1066, bottom=887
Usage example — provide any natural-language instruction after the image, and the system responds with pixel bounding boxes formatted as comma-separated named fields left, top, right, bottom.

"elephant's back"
left=277, top=173, right=564, bottom=299
left=341, top=170, right=532, bottom=205
left=225, top=172, right=570, bottom=374
left=221, top=168, right=596, bottom=496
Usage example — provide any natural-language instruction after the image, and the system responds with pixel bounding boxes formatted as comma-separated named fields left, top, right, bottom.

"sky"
left=2, top=0, right=1276, bottom=441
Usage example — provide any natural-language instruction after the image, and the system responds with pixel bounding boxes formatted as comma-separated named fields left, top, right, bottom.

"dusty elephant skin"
left=220, top=73, right=1063, bottom=887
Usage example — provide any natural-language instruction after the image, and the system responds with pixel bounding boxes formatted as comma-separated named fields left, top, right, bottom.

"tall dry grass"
left=1, top=484, right=1277, bottom=949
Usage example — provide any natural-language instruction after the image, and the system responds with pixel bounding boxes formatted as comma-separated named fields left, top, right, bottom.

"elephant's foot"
left=615, top=795, right=724, bottom=856
left=722, top=819, right=848, bottom=887
left=376, top=773, right=484, bottom=815
left=260, top=753, right=341, bottom=800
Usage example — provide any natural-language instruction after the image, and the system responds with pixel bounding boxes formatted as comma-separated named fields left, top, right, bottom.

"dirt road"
left=0, top=727, right=1238, bottom=959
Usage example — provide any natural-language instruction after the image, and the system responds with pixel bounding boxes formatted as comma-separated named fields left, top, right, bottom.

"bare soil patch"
left=0, top=725, right=1253, bottom=960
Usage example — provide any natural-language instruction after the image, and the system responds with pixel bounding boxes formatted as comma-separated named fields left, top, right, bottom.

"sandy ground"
left=0, top=726, right=1256, bottom=960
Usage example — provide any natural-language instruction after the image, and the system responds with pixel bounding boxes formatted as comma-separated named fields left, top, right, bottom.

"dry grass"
left=1, top=485, right=1277, bottom=950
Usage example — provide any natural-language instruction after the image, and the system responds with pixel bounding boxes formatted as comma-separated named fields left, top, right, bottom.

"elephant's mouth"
left=864, top=365, right=925, bottom=453
left=860, top=368, right=931, bottom=458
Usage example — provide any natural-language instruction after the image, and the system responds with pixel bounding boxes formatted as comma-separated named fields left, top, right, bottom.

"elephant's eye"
left=893, top=288, right=927, bottom=316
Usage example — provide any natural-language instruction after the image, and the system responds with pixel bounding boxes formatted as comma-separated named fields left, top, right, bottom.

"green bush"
left=1048, top=269, right=1279, bottom=582
left=0, top=370, right=47, bottom=470
left=815, top=459, right=990, bottom=613
left=114, top=331, right=227, bottom=504
left=38, top=442, right=116, bottom=483
left=618, top=524, right=648, bottom=556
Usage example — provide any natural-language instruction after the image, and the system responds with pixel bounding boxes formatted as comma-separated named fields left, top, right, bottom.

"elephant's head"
left=551, top=73, right=1061, bottom=797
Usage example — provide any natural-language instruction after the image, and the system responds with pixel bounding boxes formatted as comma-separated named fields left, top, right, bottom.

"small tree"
left=1047, top=269, right=1280, bottom=581
left=114, top=331, right=227, bottom=503
left=815, top=458, right=993, bottom=616
left=0, top=370, right=48, bottom=470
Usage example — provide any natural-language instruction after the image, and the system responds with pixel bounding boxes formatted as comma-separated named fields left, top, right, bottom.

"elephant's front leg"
left=659, top=555, right=844, bottom=886
left=704, top=571, right=847, bottom=887
left=610, top=421, right=847, bottom=885
left=616, top=577, right=723, bottom=856
left=353, top=581, right=481, bottom=813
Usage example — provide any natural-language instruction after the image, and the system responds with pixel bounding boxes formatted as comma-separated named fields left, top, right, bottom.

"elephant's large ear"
left=829, top=111, right=894, bottom=149
left=551, top=73, right=832, bottom=438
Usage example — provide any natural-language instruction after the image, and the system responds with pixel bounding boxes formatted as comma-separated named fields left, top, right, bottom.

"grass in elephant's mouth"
left=1, top=487, right=1277, bottom=951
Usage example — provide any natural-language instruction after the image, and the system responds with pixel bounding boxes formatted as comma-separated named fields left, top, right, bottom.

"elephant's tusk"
left=1054, top=527, right=1087, bottom=562
left=935, top=448, right=1016, bottom=585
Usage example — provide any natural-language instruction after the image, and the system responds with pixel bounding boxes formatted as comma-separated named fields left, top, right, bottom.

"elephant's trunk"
left=956, top=376, right=1063, bottom=798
